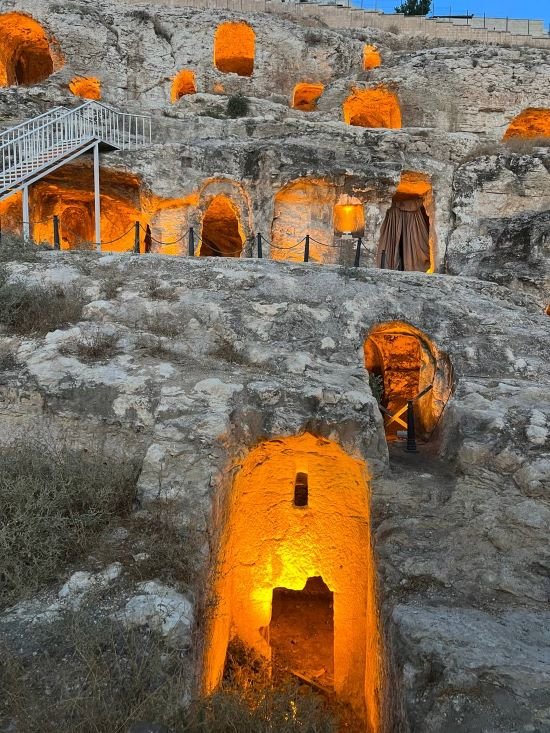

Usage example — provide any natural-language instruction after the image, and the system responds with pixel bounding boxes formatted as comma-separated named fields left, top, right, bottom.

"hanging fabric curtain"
left=377, top=197, right=430, bottom=272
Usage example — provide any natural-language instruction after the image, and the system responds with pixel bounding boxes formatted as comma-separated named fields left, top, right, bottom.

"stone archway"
left=343, top=87, right=401, bottom=129
left=203, top=433, right=382, bottom=732
left=199, top=194, right=245, bottom=257
left=364, top=322, right=453, bottom=440
left=0, top=13, right=61, bottom=87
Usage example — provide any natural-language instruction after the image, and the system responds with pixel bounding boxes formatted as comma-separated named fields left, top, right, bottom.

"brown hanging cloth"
left=377, top=197, right=430, bottom=272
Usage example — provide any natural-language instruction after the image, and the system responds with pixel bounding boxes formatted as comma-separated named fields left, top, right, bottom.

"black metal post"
left=354, top=237, right=362, bottom=267
left=133, top=221, right=140, bottom=254
left=53, top=215, right=60, bottom=250
left=188, top=227, right=195, bottom=257
left=304, top=234, right=310, bottom=263
left=257, top=232, right=263, bottom=259
left=380, top=249, right=386, bottom=269
left=405, top=400, right=418, bottom=452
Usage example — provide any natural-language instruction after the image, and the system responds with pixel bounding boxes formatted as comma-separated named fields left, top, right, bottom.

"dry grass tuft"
left=60, top=327, right=119, bottom=362
left=0, top=233, right=51, bottom=263
left=0, top=441, right=139, bottom=608
left=0, top=268, right=84, bottom=336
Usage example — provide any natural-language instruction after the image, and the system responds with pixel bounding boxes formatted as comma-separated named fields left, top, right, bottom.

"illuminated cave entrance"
left=365, top=322, right=452, bottom=440
left=214, top=21, right=255, bottom=77
left=377, top=172, right=434, bottom=273
left=503, top=108, right=550, bottom=140
left=203, top=434, right=382, bottom=732
left=343, top=86, right=401, bottom=129
left=0, top=13, right=58, bottom=87
left=199, top=195, right=244, bottom=257
left=270, top=576, right=334, bottom=687
left=292, top=82, right=324, bottom=111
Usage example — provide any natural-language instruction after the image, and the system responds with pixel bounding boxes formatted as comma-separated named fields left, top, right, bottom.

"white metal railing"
left=0, top=102, right=152, bottom=197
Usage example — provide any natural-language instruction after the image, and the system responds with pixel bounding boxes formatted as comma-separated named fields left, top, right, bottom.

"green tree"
left=395, top=0, right=431, bottom=15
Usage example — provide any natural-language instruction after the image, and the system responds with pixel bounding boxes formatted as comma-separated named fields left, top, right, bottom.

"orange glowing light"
left=365, top=322, right=453, bottom=438
left=0, top=12, right=63, bottom=87
left=334, top=202, right=365, bottom=234
left=69, top=76, right=101, bottom=100
left=199, top=194, right=245, bottom=257
left=203, top=433, right=382, bottom=732
left=343, top=86, right=401, bottom=129
left=503, top=108, right=550, bottom=140
left=291, top=82, right=324, bottom=111
left=171, top=69, right=196, bottom=102
left=214, top=21, right=255, bottom=77
left=363, top=45, right=381, bottom=70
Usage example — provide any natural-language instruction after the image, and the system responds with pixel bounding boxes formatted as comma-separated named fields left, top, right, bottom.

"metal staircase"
left=0, top=101, right=152, bottom=245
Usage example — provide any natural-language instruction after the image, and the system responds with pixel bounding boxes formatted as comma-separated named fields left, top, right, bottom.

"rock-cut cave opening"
left=365, top=322, right=453, bottom=440
left=363, top=45, right=381, bottom=70
left=69, top=76, right=101, bottom=100
left=503, top=108, right=550, bottom=140
left=377, top=171, right=434, bottom=273
left=0, top=13, right=58, bottom=87
left=292, top=82, right=324, bottom=111
left=203, top=433, right=382, bottom=732
left=342, top=87, right=401, bottom=129
left=214, top=21, right=255, bottom=77
left=199, top=194, right=245, bottom=257
left=171, top=69, right=197, bottom=102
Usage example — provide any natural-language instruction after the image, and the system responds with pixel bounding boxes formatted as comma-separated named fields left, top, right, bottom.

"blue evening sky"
left=353, top=0, right=549, bottom=28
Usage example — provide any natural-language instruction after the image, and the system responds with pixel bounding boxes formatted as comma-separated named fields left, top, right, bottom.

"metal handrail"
left=0, top=107, right=68, bottom=143
left=0, top=102, right=152, bottom=197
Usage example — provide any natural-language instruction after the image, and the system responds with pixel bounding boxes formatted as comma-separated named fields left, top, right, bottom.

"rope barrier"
left=139, top=223, right=186, bottom=246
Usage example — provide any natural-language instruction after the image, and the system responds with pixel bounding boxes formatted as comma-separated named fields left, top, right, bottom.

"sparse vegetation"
left=504, top=136, right=550, bottom=153
left=60, top=327, right=119, bottom=361
left=304, top=30, right=323, bottom=46
left=0, top=441, right=139, bottom=608
left=146, top=276, right=178, bottom=301
left=226, top=94, right=250, bottom=118
left=394, top=0, right=431, bottom=15
left=369, top=373, right=385, bottom=404
left=0, top=268, right=84, bottom=336
left=0, top=233, right=51, bottom=263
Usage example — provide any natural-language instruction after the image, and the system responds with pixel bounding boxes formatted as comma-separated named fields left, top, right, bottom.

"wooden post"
left=133, top=221, right=140, bottom=254
left=354, top=237, right=362, bottom=267
left=53, top=215, right=60, bottom=250
left=304, top=234, right=310, bottom=263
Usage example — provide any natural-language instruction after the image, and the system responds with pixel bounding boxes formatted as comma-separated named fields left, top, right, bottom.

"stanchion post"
left=53, top=216, right=60, bottom=250
left=354, top=237, right=362, bottom=267
left=257, top=232, right=263, bottom=259
left=188, top=227, right=195, bottom=257
left=405, top=400, right=418, bottom=453
left=304, top=234, right=310, bottom=263
left=133, top=221, right=140, bottom=254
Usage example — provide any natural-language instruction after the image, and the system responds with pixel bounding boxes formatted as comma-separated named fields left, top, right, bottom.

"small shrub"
left=0, top=233, right=51, bottom=263
left=146, top=276, right=178, bottom=301
left=61, top=327, right=118, bottom=362
left=101, top=272, right=125, bottom=299
left=472, top=57, right=479, bottom=67
left=0, top=270, right=84, bottom=336
left=387, top=23, right=401, bottom=35
left=505, top=136, right=550, bottom=154
left=143, top=312, right=181, bottom=338
left=0, top=441, right=139, bottom=608
left=131, top=8, right=150, bottom=21
left=304, top=29, right=323, bottom=46
left=0, top=351, right=18, bottom=371
left=369, top=373, right=385, bottom=404
left=226, top=94, right=250, bottom=119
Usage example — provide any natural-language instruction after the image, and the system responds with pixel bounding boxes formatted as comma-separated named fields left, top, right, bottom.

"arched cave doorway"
left=503, top=108, right=550, bottom=140
left=171, top=69, right=196, bottom=102
left=377, top=171, right=434, bottom=273
left=214, top=21, right=255, bottom=77
left=0, top=13, right=59, bottom=87
left=59, top=205, right=94, bottom=249
left=203, top=433, right=382, bottom=731
left=364, top=322, right=453, bottom=440
left=200, top=194, right=244, bottom=257
left=363, top=45, right=381, bottom=70
left=292, top=82, right=324, bottom=111
left=342, top=86, right=401, bottom=129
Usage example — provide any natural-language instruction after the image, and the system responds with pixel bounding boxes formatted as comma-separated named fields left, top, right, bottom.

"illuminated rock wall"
left=204, top=434, right=382, bottom=731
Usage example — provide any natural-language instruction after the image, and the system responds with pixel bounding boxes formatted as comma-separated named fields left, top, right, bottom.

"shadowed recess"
left=200, top=194, right=245, bottom=257
left=171, top=69, right=196, bottom=101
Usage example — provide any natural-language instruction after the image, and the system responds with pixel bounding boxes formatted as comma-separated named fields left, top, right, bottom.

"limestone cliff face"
left=1, top=255, right=549, bottom=730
